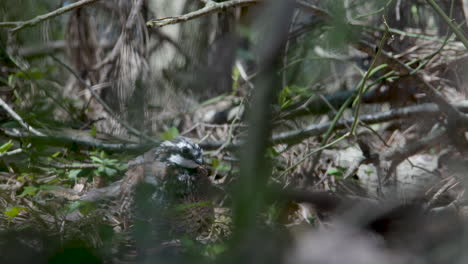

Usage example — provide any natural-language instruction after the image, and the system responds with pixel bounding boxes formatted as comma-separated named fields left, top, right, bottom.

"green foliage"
left=19, top=186, right=38, bottom=197
left=90, top=151, right=127, bottom=178
left=90, top=125, right=97, bottom=138
left=15, top=67, right=44, bottom=80
left=265, top=147, right=280, bottom=159
left=161, top=126, right=180, bottom=140
left=327, top=167, right=345, bottom=179
left=278, top=85, right=313, bottom=109
left=61, top=200, right=96, bottom=216
left=211, top=158, right=232, bottom=171
left=67, top=169, right=83, bottom=180
left=204, top=243, right=227, bottom=257
left=4, top=206, right=27, bottom=219
left=0, top=140, right=14, bottom=153
left=232, top=66, right=240, bottom=93
left=322, top=0, right=361, bottom=49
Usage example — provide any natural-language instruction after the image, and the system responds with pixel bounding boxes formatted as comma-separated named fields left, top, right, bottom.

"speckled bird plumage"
left=116, top=137, right=214, bottom=261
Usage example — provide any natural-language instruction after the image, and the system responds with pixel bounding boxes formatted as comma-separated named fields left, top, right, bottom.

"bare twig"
left=18, top=40, right=113, bottom=58
left=3, top=0, right=100, bottom=33
left=0, top=22, right=21, bottom=28
left=0, top=97, right=45, bottom=136
left=0, top=148, right=23, bottom=158
left=47, top=162, right=100, bottom=169
left=146, top=0, right=260, bottom=28
left=279, top=132, right=350, bottom=179
left=381, top=126, right=448, bottom=185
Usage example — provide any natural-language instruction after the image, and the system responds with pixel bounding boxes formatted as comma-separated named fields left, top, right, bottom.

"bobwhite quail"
left=117, top=137, right=214, bottom=261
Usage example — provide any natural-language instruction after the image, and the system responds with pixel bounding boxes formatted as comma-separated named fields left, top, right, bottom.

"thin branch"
left=0, top=127, right=150, bottom=152
left=47, top=162, right=100, bottom=169
left=381, top=126, right=447, bottom=184
left=279, top=132, right=350, bottom=179
left=5, top=0, right=100, bottom=33
left=0, top=22, right=21, bottom=27
left=0, top=148, right=23, bottom=158
left=355, top=40, right=463, bottom=120
left=146, top=0, right=260, bottom=28
left=0, top=97, right=45, bottom=136
left=425, top=0, right=468, bottom=50
left=199, top=101, right=468, bottom=150
left=350, top=17, right=389, bottom=135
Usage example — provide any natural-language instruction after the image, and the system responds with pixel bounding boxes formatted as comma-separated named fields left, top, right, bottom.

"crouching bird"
left=117, top=137, right=214, bottom=262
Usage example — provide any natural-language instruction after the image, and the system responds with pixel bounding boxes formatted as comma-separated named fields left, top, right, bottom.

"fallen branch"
left=3, top=102, right=468, bottom=154
left=0, top=97, right=45, bottom=137
left=0, top=127, right=150, bottom=152
left=200, top=101, right=468, bottom=149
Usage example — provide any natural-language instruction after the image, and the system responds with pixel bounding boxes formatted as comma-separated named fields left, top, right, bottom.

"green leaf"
left=61, top=201, right=82, bottom=215
left=0, top=140, right=13, bottom=153
left=90, top=125, right=97, bottom=138
left=231, top=66, right=240, bottom=92
left=90, top=156, right=103, bottom=163
left=327, top=167, right=344, bottom=177
left=211, top=158, right=220, bottom=168
left=68, top=169, right=82, bottom=180
left=8, top=74, right=16, bottom=86
left=0, top=121, right=19, bottom=129
left=217, top=164, right=231, bottom=172
left=265, top=147, right=279, bottom=158
left=278, top=86, right=291, bottom=108
left=162, top=127, right=180, bottom=140
left=16, top=68, right=43, bottom=80
left=4, top=206, right=27, bottom=218
left=79, top=201, right=96, bottom=215
left=117, top=164, right=128, bottom=171
left=19, top=186, right=38, bottom=197
left=104, top=167, right=117, bottom=177
left=62, top=201, right=95, bottom=215
left=205, top=243, right=227, bottom=256
left=368, top=64, right=388, bottom=78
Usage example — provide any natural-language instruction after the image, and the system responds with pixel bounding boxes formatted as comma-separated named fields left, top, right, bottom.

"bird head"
left=151, top=137, right=208, bottom=198
left=155, top=137, right=204, bottom=169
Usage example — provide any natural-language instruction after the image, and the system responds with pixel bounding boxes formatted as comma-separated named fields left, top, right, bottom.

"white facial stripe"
left=161, top=141, right=176, bottom=147
left=168, top=154, right=198, bottom=168
left=176, top=141, right=191, bottom=149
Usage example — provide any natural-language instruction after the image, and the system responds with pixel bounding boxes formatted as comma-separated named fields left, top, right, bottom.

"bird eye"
left=181, top=147, right=190, bottom=154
